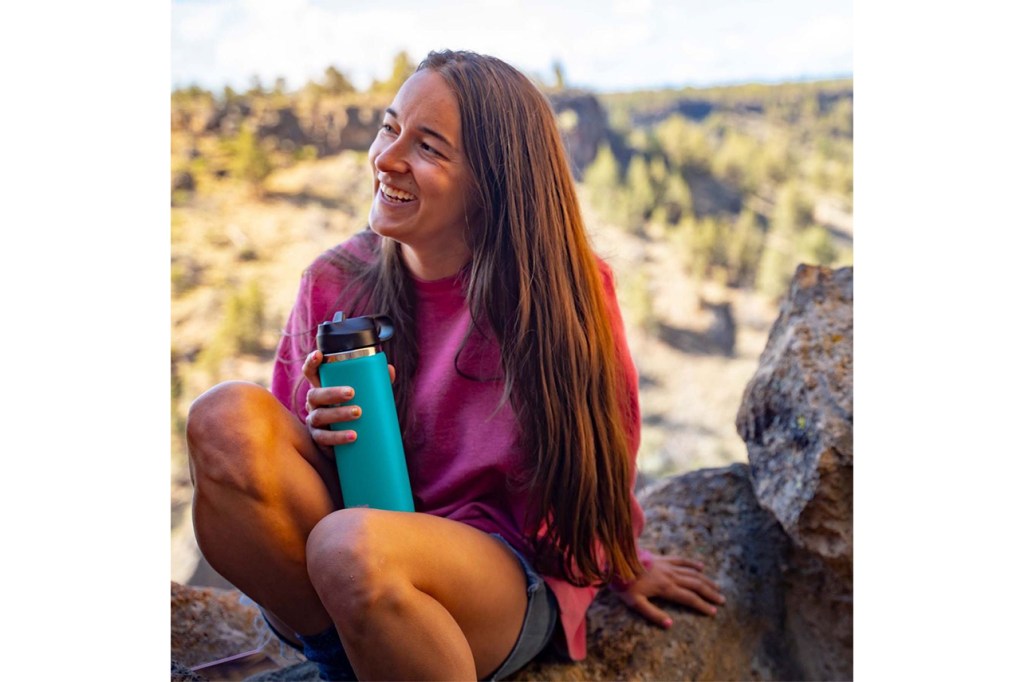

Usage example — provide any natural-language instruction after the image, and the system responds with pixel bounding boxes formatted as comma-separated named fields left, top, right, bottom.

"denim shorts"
left=485, top=533, right=560, bottom=680
left=262, top=533, right=559, bottom=680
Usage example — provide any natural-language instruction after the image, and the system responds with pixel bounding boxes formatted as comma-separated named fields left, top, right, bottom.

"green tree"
left=725, top=208, right=764, bottom=287
left=229, top=126, right=273, bottom=196
left=661, top=173, right=692, bottom=225
left=624, top=155, right=656, bottom=231
left=371, top=51, right=416, bottom=96
left=652, top=114, right=711, bottom=172
left=756, top=183, right=810, bottom=299
left=582, top=143, right=626, bottom=225
left=711, top=130, right=756, bottom=193
left=676, top=216, right=729, bottom=281
left=322, top=65, right=356, bottom=95
left=246, top=75, right=265, bottom=98
left=195, top=280, right=268, bottom=376
left=796, top=224, right=838, bottom=266
left=552, top=60, right=566, bottom=90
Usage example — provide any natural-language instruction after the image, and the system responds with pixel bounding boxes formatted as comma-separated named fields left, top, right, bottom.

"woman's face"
left=368, top=69, right=479, bottom=276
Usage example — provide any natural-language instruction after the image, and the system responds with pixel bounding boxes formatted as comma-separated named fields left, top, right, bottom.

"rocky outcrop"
left=548, top=91, right=610, bottom=178
left=736, top=264, right=853, bottom=680
left=170, top=264, right=853, bottom=680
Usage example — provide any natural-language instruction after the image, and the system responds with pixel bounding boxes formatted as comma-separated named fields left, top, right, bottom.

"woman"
left=187, top=50, right=724, bottom=681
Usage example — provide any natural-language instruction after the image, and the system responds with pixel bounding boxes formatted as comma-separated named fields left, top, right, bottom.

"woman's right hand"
left=301, top=350, right=396, bottom=456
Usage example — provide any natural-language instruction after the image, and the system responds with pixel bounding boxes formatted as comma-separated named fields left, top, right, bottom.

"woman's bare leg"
left=186, top=381, right=342, bottom=635
left=189, top=381, right=533, bottom=679
left=306, top=509, right=530, bottom=681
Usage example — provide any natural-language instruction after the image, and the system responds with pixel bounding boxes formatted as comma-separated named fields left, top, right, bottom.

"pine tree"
left=624, top=155, right=656, bottom=230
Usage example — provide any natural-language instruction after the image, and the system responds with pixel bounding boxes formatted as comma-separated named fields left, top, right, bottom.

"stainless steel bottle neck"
left=322, top=347, right=380, bottom=363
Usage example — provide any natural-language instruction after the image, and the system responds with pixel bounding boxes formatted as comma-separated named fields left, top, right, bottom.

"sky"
left=171, top=0, right=853, bottom=94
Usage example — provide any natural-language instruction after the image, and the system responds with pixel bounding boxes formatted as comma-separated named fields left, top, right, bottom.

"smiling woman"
left=368, top=70, right=478, bottom=281
left=185, top=49, right=724, bottom=681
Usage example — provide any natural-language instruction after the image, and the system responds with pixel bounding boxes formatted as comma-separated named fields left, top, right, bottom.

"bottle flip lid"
left=316, top=312, right=395, bottom=354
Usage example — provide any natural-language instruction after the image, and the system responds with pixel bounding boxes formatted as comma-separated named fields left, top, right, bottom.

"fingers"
left=305, top=385, right=355, bottom=414
left=655, top=567, right=725, bottom=619
left=302, top=350, right=324, bottom=388
left=305, top=403, right=361, bottom=449
left=307, top=403, right=362, bottom=429
left=628, top=594, right=675, bottom=629
left=308, top=420, right=358, bottom=449
left=673, top=566, right=726, bottom=605
left=302, top=351, right=362, bottom=450
left=668, top=584, right=720, bottom=617
left=666, top=556, right=706, bottom=572
left=388, top=363, right=396, bottom=384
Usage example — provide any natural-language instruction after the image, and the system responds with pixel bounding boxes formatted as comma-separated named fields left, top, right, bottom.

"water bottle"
left=316, top=311, right=414, bottom=512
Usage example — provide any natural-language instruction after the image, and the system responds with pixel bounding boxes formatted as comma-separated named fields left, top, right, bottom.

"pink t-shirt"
left=270, top=234, right=651, bottom=661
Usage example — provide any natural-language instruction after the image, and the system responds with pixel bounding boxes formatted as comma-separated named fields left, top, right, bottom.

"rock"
left=736, top=263, right=853, bottom=680
left=549, top=91, right=610, bottom=178
left=257, top=107, right=306, bottom=152
left=736, top=264, right=852, bottom=563
left=171, top=658, right=206, bottom=681
left=510, top=464, right=800, bottom=681
left=170, top=582, right=306, bottom=681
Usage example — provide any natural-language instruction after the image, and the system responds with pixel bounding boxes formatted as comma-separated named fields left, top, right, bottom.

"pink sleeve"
left=270, top=267, right=323, bottom=421
left=596, top=259, right=656, bottom=589
left=272, top=233, right=378, bottom=420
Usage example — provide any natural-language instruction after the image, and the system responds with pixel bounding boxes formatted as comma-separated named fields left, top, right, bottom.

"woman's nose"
left=373, top=137, right=410, bottom=175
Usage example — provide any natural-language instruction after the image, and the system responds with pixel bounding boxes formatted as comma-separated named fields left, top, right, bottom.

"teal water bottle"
left=316, top=311, right=414, bottom=512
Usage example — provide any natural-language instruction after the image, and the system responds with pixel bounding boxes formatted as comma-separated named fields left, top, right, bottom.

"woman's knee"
left=186, top=381, right=280, bottom=491
left=306, top=510, right=405, bottom=623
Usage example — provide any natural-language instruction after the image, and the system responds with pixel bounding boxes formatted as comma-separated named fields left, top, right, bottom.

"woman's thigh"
left=306, top=508, right=530, bottom=677
left=188, top=380, right=341, bottom=505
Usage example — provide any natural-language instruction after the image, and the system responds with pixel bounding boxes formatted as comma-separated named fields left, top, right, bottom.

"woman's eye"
left=421, top=142, right=440, bottom=156
left=380, top=123, right=395, bottom=133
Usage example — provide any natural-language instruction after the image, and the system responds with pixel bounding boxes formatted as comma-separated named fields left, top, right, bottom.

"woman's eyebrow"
left=385, top=107, right=455, bottom=149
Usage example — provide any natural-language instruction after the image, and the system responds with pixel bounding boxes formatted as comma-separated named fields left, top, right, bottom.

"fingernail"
left=350, top=406, right=361, bottom=418
left=662, top=618, right=673, bottom=628
left=710, top=606, right=717, bottom=615
left=342, top=388, right=354, bottom=399
left=347, top=431, right=357, bottom=442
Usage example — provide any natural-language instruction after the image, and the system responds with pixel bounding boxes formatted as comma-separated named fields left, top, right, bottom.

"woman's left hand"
left=613, top=555, right=726, bottom=628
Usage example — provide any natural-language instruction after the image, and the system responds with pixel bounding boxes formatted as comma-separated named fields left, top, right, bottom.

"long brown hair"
left=327, top=50, right=642, bottom=586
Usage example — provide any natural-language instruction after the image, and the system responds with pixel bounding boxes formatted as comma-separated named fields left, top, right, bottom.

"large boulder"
left=736, top=264, right=854, bottom=680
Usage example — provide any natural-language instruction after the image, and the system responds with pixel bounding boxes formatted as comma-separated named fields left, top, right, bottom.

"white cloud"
left=171, top=0, right=853, bottom=92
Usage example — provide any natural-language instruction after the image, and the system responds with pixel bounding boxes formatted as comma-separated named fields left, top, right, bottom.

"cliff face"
left=170, top=264, right=853, bottom=681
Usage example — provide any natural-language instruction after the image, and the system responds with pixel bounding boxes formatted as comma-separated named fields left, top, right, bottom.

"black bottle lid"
left=316, top=312, right=395, bottom=354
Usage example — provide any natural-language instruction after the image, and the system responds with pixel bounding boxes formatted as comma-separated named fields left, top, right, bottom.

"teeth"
left=381, top=183, right=415, bottom=202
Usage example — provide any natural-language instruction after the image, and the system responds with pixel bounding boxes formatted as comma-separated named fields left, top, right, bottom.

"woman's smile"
left=378, top=180, right=417, bottom=204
